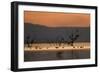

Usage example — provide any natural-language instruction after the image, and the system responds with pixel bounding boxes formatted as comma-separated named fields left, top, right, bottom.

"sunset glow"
left=24, top=11, right=90, bottom=27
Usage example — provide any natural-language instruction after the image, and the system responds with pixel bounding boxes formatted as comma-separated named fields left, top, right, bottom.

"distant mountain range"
left=24, top=23, right=90, bottom=43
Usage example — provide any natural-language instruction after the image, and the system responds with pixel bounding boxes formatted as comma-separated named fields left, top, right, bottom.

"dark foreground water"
left=24, top=49, right=90, bottom=62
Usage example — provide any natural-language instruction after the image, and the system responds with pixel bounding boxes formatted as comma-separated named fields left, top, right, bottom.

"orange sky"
left=24, top=11, right=90, bottom=27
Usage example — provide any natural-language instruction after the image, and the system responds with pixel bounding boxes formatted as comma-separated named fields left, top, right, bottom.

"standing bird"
left=67, top=30, right=79, bottom=46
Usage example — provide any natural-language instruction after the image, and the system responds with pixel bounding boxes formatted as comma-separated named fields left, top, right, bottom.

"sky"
left=24, top=11, right=90, bottom=27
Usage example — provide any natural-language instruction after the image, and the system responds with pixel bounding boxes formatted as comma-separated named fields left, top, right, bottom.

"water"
left=24, top=42, right=90, bottom=62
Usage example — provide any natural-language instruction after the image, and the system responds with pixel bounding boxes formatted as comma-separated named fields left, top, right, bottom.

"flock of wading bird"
left=24, top=30, right=90, bottom=59
left=24, top=30, right=84, bottom=50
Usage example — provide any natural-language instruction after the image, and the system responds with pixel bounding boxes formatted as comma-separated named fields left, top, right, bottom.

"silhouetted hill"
left=24, top=23, right=90, bottom=43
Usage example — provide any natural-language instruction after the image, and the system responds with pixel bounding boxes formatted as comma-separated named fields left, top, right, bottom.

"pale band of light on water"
left=24, top=42, right=90, bottom=51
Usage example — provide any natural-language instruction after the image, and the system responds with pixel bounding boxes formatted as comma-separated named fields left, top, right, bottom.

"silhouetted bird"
left=67, top=30, right=79, bottom=46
